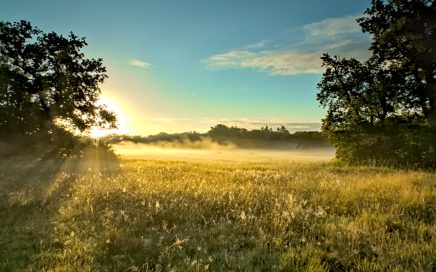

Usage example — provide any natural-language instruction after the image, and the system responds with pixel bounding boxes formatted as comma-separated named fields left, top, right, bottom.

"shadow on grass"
left=0, top=151, right=120, bottom=272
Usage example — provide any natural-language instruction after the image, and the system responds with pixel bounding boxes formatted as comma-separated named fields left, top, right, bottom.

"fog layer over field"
left=114, top=140, right=335, bottom=162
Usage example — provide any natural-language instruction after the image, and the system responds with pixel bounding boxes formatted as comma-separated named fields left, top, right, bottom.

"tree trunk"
left=426, top=75, right=436, bottom=129
left=429, top=94, right=436, bottom=128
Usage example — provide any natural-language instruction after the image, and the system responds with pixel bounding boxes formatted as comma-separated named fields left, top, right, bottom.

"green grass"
left=0, top=156, right=435, bottom=271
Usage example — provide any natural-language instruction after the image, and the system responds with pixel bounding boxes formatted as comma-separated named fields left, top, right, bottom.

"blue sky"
left=1, top=0, right=372, bottom=135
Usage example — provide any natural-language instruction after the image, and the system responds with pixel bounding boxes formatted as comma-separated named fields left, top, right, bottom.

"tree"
left=358, top=0, right=436, bottom=127
left=317, top=0, right=436, bottom=166
left=0, top=21, right=117, bottom=155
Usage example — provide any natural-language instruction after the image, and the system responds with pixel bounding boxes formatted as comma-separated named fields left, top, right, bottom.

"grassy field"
left=0, top=151, right=435, bottom=271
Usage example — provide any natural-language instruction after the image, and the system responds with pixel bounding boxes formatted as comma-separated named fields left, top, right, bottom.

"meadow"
left=0, top=148, right=435, bottom=271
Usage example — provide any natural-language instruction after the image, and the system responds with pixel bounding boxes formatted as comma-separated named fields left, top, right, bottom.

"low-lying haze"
left=114, top=141, right=335, bottom=162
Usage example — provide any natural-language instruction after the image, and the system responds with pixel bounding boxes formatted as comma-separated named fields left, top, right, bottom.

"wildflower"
left=240, top=211, right=247, bottom=220
left=314, top=206, right=326, bottom=218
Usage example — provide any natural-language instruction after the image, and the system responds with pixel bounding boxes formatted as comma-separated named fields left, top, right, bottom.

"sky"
left=1, top=0, right=372, bottom=136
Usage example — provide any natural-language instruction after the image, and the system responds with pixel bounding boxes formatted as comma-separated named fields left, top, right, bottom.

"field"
left=1, top=147, right=435, bottom=271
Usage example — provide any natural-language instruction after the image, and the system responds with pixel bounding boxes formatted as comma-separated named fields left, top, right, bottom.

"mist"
left=114, top=139, right=335, bottom=162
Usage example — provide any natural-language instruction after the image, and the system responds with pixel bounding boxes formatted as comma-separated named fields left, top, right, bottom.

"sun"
left=90, top=96, right=128, bottom=138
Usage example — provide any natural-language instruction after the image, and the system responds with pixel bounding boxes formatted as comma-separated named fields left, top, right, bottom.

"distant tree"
left=276, top=125, right=289, bottom=135
left=317, top=0, right=436, bottom=166
left=0, top=21, right=116, bottom=155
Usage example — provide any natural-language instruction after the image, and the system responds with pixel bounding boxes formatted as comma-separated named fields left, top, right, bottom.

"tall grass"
left=0, top=156, right=435, bottom=271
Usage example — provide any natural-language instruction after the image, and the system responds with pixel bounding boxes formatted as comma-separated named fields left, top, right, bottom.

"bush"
left=329, top=124, right=436, bottom=168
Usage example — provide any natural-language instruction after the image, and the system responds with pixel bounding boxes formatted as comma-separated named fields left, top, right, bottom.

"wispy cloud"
left=210, top=118, right=321, bottom=131
left=302, top=15, right=362, bottom=40
left=208, top=50, right=323, bottom=75
left=126, top=117, right=321, bottom=135
left=129, top=59, right=151, bottom=69
left=243, top=39, right=270, bottom=50
left=205, top=15, right=370, bottom=76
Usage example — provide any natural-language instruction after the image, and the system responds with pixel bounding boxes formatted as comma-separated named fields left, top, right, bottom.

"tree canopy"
left=0, top=20, right=117, bottom=156
left=317, top=0, right=436, bottom=166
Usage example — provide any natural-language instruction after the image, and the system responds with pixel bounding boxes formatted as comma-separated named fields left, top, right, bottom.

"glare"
left=91, top=96, right=128, bottom=137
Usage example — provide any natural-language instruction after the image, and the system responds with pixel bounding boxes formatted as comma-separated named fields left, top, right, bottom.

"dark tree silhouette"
left=359, top=0, right=436, bottom=127
left=317, top=0, right=436, bottom=166
left=0, top=21, right=117, bottom=156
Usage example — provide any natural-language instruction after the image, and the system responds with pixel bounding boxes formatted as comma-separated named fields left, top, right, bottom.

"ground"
left=0, top=149, right=435, bottom=271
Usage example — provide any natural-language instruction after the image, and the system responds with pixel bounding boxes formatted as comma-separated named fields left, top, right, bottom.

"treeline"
left=104, top=124, right=330, bottom=149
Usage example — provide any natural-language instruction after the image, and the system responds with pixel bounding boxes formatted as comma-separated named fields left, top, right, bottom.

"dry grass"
left=0, top=154, right=435, bottom=271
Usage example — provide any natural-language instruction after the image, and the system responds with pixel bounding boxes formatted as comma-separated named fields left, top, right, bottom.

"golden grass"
left=0, top=155, right=435, bottom=271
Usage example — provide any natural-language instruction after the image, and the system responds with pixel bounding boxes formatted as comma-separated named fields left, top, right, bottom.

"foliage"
left=104, top=124, right=329, bottom=149
left=208, top=124, right=327, bottom=148
left=1, top=156, right=435, bottom=271
left=0, top=20, right=117, bottom=157
left=317, top=0, right=436, bottom=167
